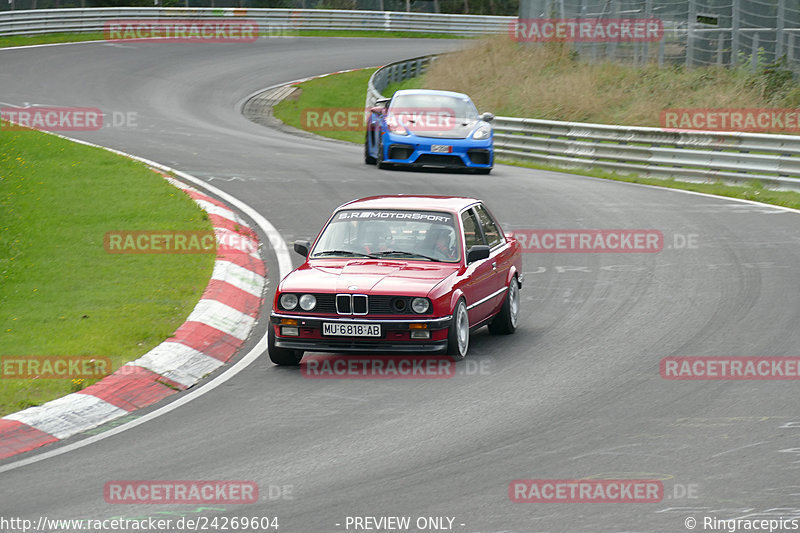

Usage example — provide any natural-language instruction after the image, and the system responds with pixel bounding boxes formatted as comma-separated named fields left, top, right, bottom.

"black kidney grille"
left=336, top=294, right=352, bottom=314
left=352, top=295, right=368, bottom=314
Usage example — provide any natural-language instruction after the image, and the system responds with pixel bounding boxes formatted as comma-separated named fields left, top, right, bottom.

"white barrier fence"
left=0, top=7, right=513, bottom=36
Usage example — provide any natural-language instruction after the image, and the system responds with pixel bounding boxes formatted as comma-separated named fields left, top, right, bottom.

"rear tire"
left=488, top=276, right=520, bottom=335
left=446, top=299, right=469, bottom=360
left=268, top=327, right=304, bottom=366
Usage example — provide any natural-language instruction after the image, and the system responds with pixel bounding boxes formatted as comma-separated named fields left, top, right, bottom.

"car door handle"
left=492, top=261, right=497, bottom=271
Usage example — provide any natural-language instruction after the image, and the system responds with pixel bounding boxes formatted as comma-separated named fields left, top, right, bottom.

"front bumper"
left=270, top=312, right=452, bottom=354
left=382, top=132, right=493, bottom=169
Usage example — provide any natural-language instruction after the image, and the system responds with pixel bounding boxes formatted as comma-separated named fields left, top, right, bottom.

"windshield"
left=390, top=94, right=478, bottom=122
left=311, top=209, right=461, bottom=263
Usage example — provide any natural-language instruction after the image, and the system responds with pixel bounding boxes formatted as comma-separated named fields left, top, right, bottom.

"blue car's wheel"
left=376, top=136, right=392, bottom=170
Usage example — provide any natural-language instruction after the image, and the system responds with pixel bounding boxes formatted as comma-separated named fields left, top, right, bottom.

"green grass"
left=274, top=66, right=800, bottom=211
left=0, top=32, right=107, bottom=49
left=272, top=69, right=431, bottom=145
left=421, top=37, right=800, bottom=131
left=0, top=29, right=465, bottom=50
left=273, top=68, right=378, bottom=144
left=0, top=128, right=215, bottom=416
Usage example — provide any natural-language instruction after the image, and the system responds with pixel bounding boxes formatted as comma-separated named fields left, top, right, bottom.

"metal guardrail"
left=367, top=55, right=800, bottom=191
left=0, top=7, right=513, bottom=37
left=492, top=118, right=800, bottom=191
left=365, top=54, right=435, bottom=111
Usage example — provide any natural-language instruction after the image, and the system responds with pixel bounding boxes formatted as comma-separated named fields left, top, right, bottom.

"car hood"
left=406, top=119, right=479, bottom=139
left=280, top=259, right=460, bottom=295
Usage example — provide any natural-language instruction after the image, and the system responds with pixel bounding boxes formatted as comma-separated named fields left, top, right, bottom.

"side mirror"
left=480, top=112, right=494, bottom=123
left=466, top=245, right=490, bottom=264
left=293, top=240, right=311, bottom=258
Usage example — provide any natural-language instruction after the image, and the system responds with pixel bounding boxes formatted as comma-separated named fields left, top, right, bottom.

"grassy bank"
left=273, top=68, right=377, bottom=144
left=420, top=36, right=800, bottom=128
left=0, top=128, right=215, bottom=416
left=0, top=32, right=107, bottom=49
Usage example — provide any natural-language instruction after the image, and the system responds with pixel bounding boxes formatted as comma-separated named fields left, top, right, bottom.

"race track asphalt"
left=1, top=36, right=800, bottom=532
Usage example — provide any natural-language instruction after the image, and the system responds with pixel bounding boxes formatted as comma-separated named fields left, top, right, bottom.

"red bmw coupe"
left=268, top=195, right=523, bottom=365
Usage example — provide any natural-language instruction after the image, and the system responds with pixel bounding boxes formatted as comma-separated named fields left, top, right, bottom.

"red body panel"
left=271, top=195, right=522, bottom=354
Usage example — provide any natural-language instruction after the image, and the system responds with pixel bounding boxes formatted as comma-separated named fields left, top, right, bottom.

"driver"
left=421, top=227, right=456, bottom=260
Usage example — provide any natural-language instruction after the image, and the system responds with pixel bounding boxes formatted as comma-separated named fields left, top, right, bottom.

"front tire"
left=488, top=276, right=520, bottom=335
left=364, top=132, right=376, bottom=164
left=268, top=327, right=304, bottom=366
left=446, top=298, right=470, bottom=360
left=377, top=136, right=392, bottom=170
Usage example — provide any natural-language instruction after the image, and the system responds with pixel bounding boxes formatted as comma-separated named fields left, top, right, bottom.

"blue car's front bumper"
left=381, top=132, right=493, bottom=170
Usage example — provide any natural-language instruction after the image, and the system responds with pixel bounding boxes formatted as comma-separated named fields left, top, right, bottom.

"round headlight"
left=299, top=294, right=317, bottom=311
left=411, top=297, right=430, bottom=314
left=280, top=293, right=298, bottom=310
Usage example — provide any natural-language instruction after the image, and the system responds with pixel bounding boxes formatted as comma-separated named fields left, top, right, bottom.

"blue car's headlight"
left=386, top=115, right=409, bottom=136
left=472, top=124, right=492, bottom=140
left=389, top=124, right=408, bottom=135
left=388, top=122, right=409, bottom=136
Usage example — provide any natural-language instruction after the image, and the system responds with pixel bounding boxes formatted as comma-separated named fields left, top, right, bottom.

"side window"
left=474, top=205, right=503, bottom=248
left=461, top=209, right=483, bottom=249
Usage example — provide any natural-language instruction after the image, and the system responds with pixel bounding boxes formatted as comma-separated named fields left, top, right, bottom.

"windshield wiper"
left=313, top=250, right=378, bottom=258
left=378, top=250, right=439, bottom=262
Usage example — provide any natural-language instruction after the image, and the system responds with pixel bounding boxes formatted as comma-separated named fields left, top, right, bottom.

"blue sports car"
left=364, top=89, right=494, bottom=174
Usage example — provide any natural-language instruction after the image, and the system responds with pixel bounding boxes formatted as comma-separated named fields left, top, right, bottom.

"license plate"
left=322, top=323, right=381, bottom=337
left=431, top=145, right=452, bottom=153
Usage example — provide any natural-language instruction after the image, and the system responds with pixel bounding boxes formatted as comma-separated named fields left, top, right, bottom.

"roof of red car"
left=337, top=195, right=481, bottom=213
